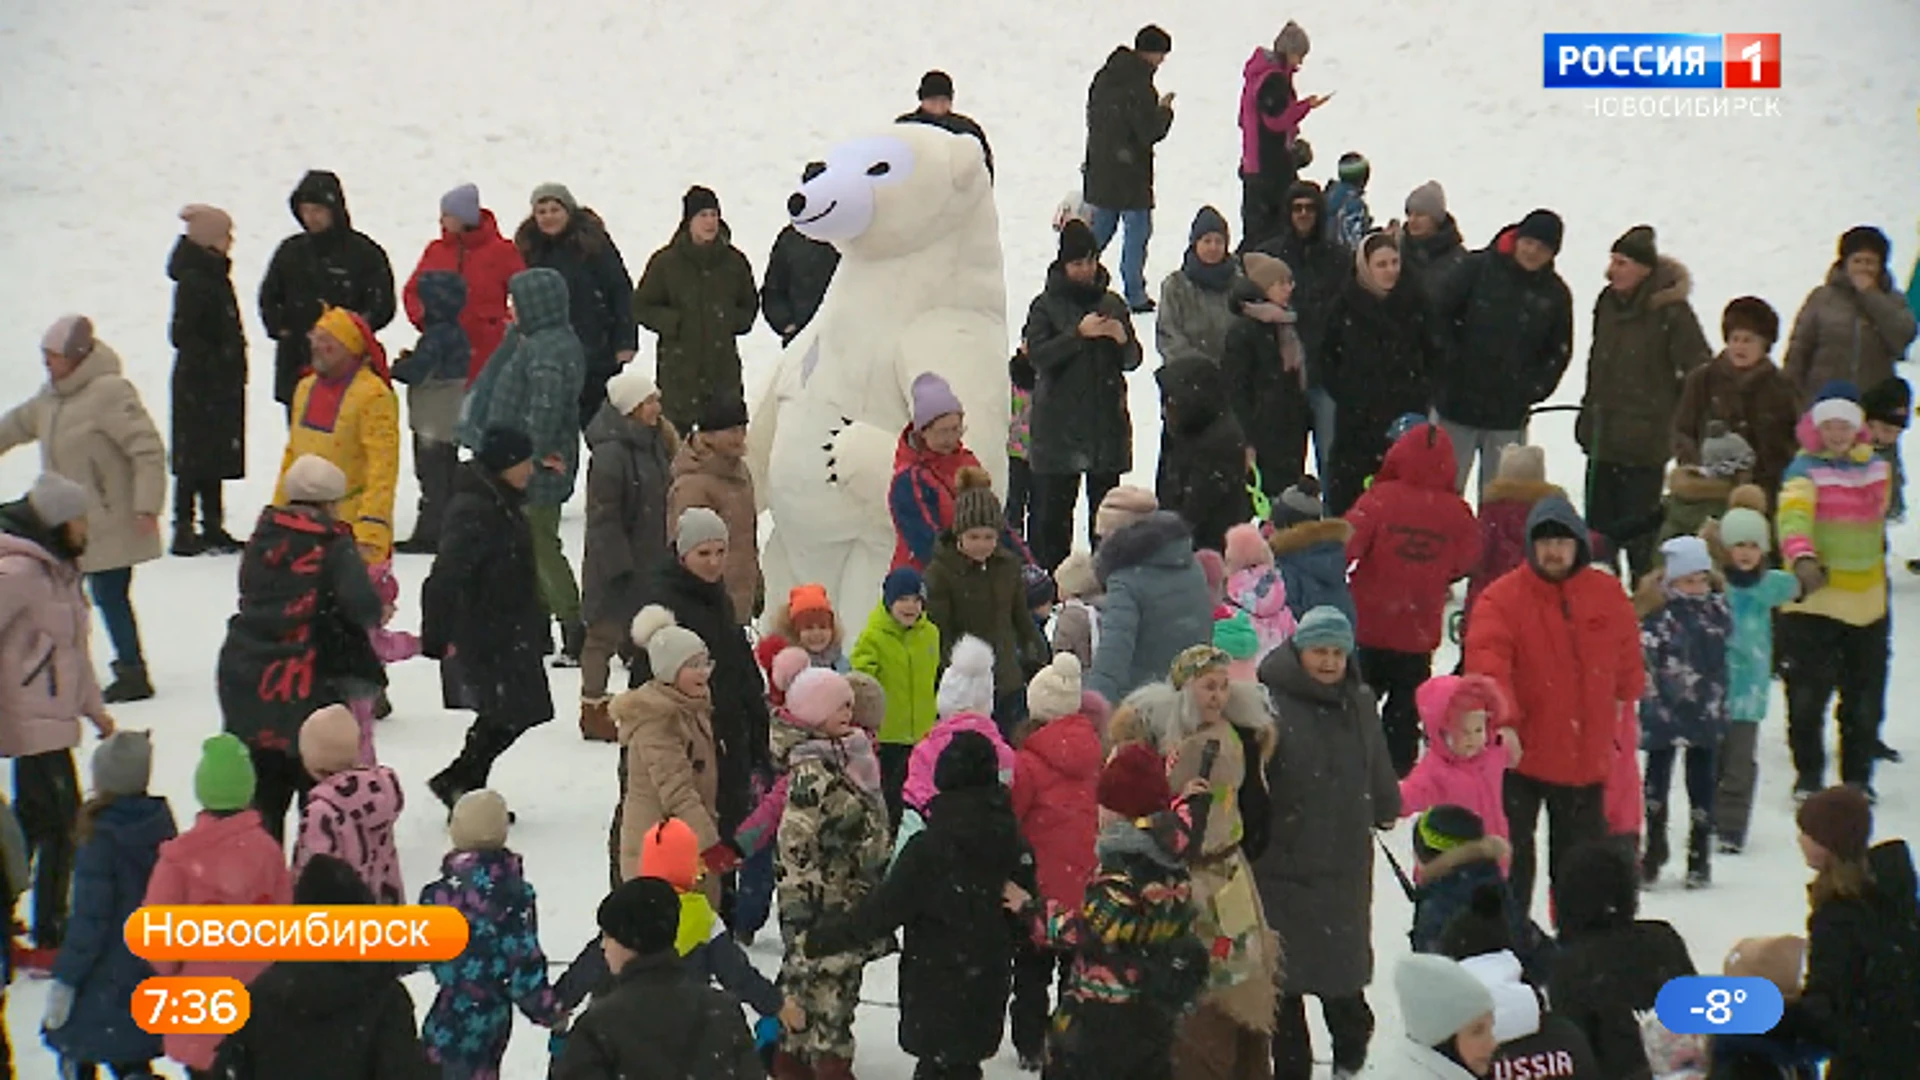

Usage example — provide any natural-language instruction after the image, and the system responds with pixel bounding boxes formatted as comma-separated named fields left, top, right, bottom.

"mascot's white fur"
left=747, top=124, right=1008, bottom=616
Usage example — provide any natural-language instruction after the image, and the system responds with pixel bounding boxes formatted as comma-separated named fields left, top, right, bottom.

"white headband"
left=1810, top=398, right=1864, bottom=430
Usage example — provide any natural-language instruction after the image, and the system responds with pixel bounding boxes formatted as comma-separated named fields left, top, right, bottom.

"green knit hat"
left=194, top=733, right=257, bottom=812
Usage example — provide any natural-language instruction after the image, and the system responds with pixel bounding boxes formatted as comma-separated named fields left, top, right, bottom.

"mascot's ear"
left=949, top=134, right=987, bottom=194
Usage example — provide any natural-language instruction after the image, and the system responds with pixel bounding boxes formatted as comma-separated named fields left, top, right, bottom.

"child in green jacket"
left=853, top=567, right=942, bottom=825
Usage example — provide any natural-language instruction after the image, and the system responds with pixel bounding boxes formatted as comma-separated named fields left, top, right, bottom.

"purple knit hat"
left=910, top=372, right=964, bottom=431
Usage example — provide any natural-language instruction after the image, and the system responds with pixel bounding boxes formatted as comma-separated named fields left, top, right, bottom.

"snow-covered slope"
left=1, top=0, right=1917, bottom=1074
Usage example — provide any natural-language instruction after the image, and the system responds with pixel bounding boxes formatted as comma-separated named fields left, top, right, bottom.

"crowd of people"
left=0, top=15, right=1917, bottom=1080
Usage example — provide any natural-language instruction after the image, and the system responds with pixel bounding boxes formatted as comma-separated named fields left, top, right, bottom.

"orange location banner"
left=133, top=976, right=251, bottom=1034
left=123, top=905, right=469, bottom=962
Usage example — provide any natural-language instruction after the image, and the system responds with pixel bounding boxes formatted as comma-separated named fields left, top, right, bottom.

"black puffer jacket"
left=808, top=769, right=1034, bottom=1065
left=1253, top=181, right=1352, bottom=387
left=1319, top=270, right=1442, bottom=512
left=421, top=464, right=553, bottom=728
left=1155, top=358, right=1249, bottom=552
left=210, top=959, right=433, bottom=1079
left=167, top=236, right=248, bottom=480
left=1083, top=46, right=1173, bottom=211
left=258, top=171, right=396, bottom=405
left=552, top=952, right=763, bottom=1080
left=1401, top=215, right=1467, bottom=304
left=760, top=224, right=841, bottom=342
left=514, top=208, right=638, bottom=413
left=1432, top=226, right=1574, bottom=431
left=1021, top=262, right=1141, bottom=476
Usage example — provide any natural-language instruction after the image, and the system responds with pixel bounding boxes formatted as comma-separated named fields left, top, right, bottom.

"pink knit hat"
left=299, top=704, right=361, bottom=777
left=770, top=647, right=812, bottom=699
left=1223, top=523, right=1272, bottom=573
left=785, top=668, right=854, bottom=729
left=179, top=203, right=233, bottom=250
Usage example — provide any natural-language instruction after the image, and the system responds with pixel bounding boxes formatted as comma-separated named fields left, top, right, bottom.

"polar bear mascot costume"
left=747, top=124, right=1008, bottom=616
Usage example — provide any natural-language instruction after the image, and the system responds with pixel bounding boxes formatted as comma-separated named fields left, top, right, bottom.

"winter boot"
left=373, top=690, right=393, bottom=720
left=551, top=620, right=586, bottom=669
left=1639, top=800, right=1668, bottom=885
left=580, top=697, right=617, bottom=742
left=1685, top=809, right=1713, bottom=889
left=1875, top=740, right=1902, bottom=764
left=811, top=1055, right=856, bottom=1080
left=169, top=527, right=207, bottom=557
left=101, top=662, right=154, bottom=704
left=771, top=1051, right=816, bottom=1080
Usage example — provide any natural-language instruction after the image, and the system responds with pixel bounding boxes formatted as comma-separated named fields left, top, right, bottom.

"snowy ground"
left=3, top=0, right=1919, bottom=1075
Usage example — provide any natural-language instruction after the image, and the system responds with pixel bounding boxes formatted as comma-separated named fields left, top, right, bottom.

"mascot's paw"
left=825, top=417, right=899, bottom=496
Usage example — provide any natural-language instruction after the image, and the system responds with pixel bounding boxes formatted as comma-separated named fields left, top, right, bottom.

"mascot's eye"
left=866, top=162, right=892, bottom=177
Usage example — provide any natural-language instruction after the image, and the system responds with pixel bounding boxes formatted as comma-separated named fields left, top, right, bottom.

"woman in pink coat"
left=142, top=734, right=294, bottom=1073
left=1398, top=675, right=1520, bottom=846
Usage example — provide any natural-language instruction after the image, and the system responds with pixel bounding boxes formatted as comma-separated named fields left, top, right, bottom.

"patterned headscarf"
left=1169, top=644, right=1231, bottom=690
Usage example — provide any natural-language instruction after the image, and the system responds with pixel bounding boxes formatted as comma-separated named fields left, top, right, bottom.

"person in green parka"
left=631, top=187, right=760, bottom=433
left=851, top=566, right=943, bottom=825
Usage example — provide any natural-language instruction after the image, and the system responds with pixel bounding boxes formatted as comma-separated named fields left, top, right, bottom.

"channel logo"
left=1545, top=33, right=1781, bottom=90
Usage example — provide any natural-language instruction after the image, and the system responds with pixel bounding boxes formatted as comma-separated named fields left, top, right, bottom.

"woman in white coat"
left=1393, top=954, right=1500, bottom=1078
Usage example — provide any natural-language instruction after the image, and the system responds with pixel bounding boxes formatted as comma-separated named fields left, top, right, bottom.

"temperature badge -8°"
left=1653, top=976, right=1785, bottom=1035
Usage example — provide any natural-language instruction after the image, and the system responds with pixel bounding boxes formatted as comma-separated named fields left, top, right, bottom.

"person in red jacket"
left=1008, top=653, right=1103, bottom=1070
left=1462, top=494, right=1642, bottom=923
left=1346, top=422, right=1482, bottom=776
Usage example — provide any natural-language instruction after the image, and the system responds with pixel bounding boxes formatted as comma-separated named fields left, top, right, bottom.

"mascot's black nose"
left=787, top=192, right=807, bottom=217
left=802, top=161, right=826, bottom=183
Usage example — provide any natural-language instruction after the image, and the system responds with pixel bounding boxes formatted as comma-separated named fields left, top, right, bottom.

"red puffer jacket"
left=402, top=210, right=525, bottom=382
left=1463, top=502, right=1644, bottom=788
left=1345, top=424, right=1482, bottom=654
left=1010, top=712, right=1103, bottom=909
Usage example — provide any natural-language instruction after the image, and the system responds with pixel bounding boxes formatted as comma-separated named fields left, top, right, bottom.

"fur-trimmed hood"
left=1479, top=478, right=1567, bottom=506
left=1266, top=517, right=1352, bottom=560
left=1666, top=465, right=1734, bottom=503
left=1113, top=680, right=1278, bottom=767
left=1638, top=255, right=1692, bottom=311
left=1420, top=835, right=1511, bottom=884
left=1094, top=510, right=1195, bottom=583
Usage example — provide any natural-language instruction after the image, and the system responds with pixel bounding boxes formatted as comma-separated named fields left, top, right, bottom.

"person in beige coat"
left=666, top=396, right=759, bottom=624
left=0, top=317, right=166, bottom=704
left=611, top=604, right=723, bottom=902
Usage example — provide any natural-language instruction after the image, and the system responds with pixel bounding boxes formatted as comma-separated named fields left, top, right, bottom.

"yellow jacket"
left=274, top=365, right=400, bottom=561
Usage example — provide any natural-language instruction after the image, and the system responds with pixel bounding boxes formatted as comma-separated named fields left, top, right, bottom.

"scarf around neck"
left=1182, top=247, right=1238, bottom=292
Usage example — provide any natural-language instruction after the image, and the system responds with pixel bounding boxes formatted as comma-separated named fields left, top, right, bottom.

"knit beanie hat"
left=883, top=566, right=926, bottom=607
left=917, top=69, right=955, bottom=100
left=1660, top=536, right=1713, bottom=584
left=474, top=427, right=534, bottom=474
left=598, top=876, right=680, bottom=955
left=1412, top=804, right=1486, bottom=863
left=1242, top=251, right=1293, bottom=293
left=1514, top=209, right=1564, bottom=255
left=1699, top=421, right=1756, bottom=478
left=950, top=467, right=1003, bottom=536
left=282, top=454, right=349, bottom=505
left=682, top=185, right=721, bottom=223
left=847, top=671, right=886, bottom=733
left=41, top=315, right=95, bottom=361
left=605, top=367, right=659, bottom=416
left=1054, top=550, right=1099, bottom=598
left=770, top=646, right=812, bottom=703
left=530, top=182, right=579, bottom=213
left=1169, top=644, right=1230, bottom=690
left=440, top=183, right=482, bottom=229
left=179, top=204, right=233, bottom=249
left=1723, top=936, right=1807, bottom=1001
left=1438, top=883, right=1517, bottom=962
left=27, top=473, right=89, bottom=528
left=1223, top=523, right=1272, bottom=573
left=1292, top=605, right=1355, bottom=652
left=1610, top=224, right=1658, bottom=269
left=1718, top=505, right=1771, bottom=551
left=298, top=704, right=362, bottom=777
left=1213, top=612, right=1260, bottom=682
left=937, top=635, right=996, bottom=717
left=1861, top=376, right=1913, bottom=429
left=1395, top=954, right=1496, bottom=1048
left=1273, top=20, right=1310, bottom=59
left=1270, top=476, right=1325, bottom=529
left=1336, top=152, right=1370, bottom=188
left=786, top=583, right=835, bottom=631
left=1099, top=742, right=1171, bottom=818
left=1838, top=224, right=1890, bottom=263
left=1023, top=563, right=1057, bottom=610
left=786, top=668, right=855, bottom=729
left=632, top=605, right=709, bottom=682
left=1058, top=218, right=1099, bottom=264
left=1028, top=653, right=1084, bottom=722
left=1796, top=785, right=1872, bottom=861
left=935, top=730, right=1000, bottom=793
left=1094, top=485, right=1158, bottom=538
left=1809, top=380, right=1864, bottom=432
left=637, top=817, right=700, bottom=892
left=1721, top=296, right=1780, bottom=343
left=1188, top=206, right=1230, bottom=246
left=1495, top=444, right=1546, bottom=485
left=296, top=853, right=375, bottom=905
left=91, top=729, right=153, bottom=797
left=909, top=372, right=965, bottom=432
left=449, top=789, right=512, bottom=850
left=1405, top=181, right=1447, bottom=221
left=673, top=506, right=729, bottom=555
left=694, top=396, right=749, bottom=434
left=1134, top=24, right=1172, bottom=54
left=194, top=733, right=257, bottom=812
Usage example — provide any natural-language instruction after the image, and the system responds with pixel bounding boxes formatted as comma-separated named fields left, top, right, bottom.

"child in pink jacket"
left=141, top=734, right=294, bottom=1074
left=350, top=560, right=422, bottom=765
left=894, top=636, right=1016, bottom=860
left=1222, top=523, right=1296, bottom=657
left=1399, top=675, right=1520, bottom=849
left=291, top=704, right=406, bottom=903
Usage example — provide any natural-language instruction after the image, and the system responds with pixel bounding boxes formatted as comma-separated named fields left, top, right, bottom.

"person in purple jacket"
left=1237, top=21, right=1332, bottom=250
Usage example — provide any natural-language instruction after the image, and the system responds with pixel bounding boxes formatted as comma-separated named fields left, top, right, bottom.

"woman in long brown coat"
left=1782, top=225, right=1917, bottom=400
left=1671, top=296, right=1803, bottom=502
left=667, top=396, right=759, bottom=624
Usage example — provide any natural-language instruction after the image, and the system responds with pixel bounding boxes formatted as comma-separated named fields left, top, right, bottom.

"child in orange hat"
left=776, top=583, right=850, bottom=672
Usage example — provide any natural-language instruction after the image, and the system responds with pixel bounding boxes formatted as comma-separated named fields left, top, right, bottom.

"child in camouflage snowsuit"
left=418, top=790, right=567, bottom=1080
left=775, top=669, right=893, bottom=1078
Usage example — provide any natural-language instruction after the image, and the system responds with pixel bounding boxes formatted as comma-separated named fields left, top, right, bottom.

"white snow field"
left=3, top=0, right=1920, bottom=1075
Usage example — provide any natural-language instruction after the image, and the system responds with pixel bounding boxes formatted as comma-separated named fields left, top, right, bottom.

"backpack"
left=1137, top=917, right=1211, bottom=1017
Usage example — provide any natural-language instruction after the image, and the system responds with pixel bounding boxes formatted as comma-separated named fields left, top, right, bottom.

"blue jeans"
left=1307, top=387, right=1337, bottom=481
left=731, top=844, right=775, bottom=937
left=86, top=567, right=143, bottom=667
left=1089, top=206, right=1153, bottom=307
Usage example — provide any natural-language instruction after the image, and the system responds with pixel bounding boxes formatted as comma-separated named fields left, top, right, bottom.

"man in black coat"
left=258, top=171, right=396, bottom=411
left=898, top=70, right=994, bottom=177
left=422, top=428, right=554, bottom=808
left=760, top=221, right=840, bottom=345
left=1083, top=25, right=1176, bottom=312
left=555, top=877, right=762, bottom=1079
left=1019, top=218, right=1142, bottom=569
left=1431, top=210, right=1575, bottom=499
left=1255, top=180, right=1351, bottom=479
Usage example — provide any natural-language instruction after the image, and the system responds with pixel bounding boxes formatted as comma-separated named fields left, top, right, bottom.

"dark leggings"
left=15, top=749, right=78, bottom=947
left=248, top=744, right=313, bottom=847
left=173, top=475, right=225, bottom=533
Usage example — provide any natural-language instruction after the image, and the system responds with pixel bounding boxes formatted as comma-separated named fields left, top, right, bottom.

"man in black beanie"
left=554, top=877, right=763, bottom=1077
left=1083, top=24, right=1177, bottom=313
left=898, top=70, right=994, bottom=177
left=633, top=184, right=760, bottom=432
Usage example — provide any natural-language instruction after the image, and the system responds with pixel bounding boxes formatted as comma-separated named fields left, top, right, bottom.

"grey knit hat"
left=530, top=182, right=579, bottom=214
left=674, top=506, right=729, bottom=555
left=1396, top=954, right=1496, bottom=1047
left=1405, top=180, right=1447, bottom=221
left=92, top=730, right=153, bottom=797
left=27, top=473, right=89, bottom=528
left=1274, top=21, right=1310, bottom=59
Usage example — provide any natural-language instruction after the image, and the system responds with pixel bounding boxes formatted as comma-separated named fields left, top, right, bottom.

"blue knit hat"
left=883, top=567, right=926, bottom=607
left=1292, top=606, right=1354, bottom=652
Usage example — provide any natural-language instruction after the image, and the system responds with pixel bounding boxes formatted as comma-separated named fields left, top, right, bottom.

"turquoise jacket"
left=1724, top=567, right=1797, bottom=722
